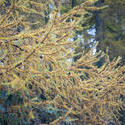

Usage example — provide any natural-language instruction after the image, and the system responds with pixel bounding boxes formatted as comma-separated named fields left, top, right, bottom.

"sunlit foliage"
left=0, top=0, right=125, bottom=124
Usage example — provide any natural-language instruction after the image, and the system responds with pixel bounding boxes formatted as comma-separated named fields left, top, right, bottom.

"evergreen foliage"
left=94, top=0, right=125, bottom=64
left=0, top=0, right=125, bottom=125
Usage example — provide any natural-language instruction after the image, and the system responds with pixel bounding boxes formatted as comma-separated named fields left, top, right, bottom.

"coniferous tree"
left=0, top=0, right=125, bottom=125
left=94, top=0, right=125, bottom=64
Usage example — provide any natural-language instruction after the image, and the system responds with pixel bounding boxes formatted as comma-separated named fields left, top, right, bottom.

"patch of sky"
left=49, top=4, right=53, bottom=10
left=87, top=25, right=96, bottom=36
left=0, top=61, right=4, bottom=66
left=81, top=25, right=97, bottom=55
left=87, top=25, right=97, bottom=55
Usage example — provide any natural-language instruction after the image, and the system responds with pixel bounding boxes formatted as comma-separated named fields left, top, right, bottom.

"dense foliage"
left=0, top=0, right=125, bottom=125
left=94, top=0, right=125, bottom=64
